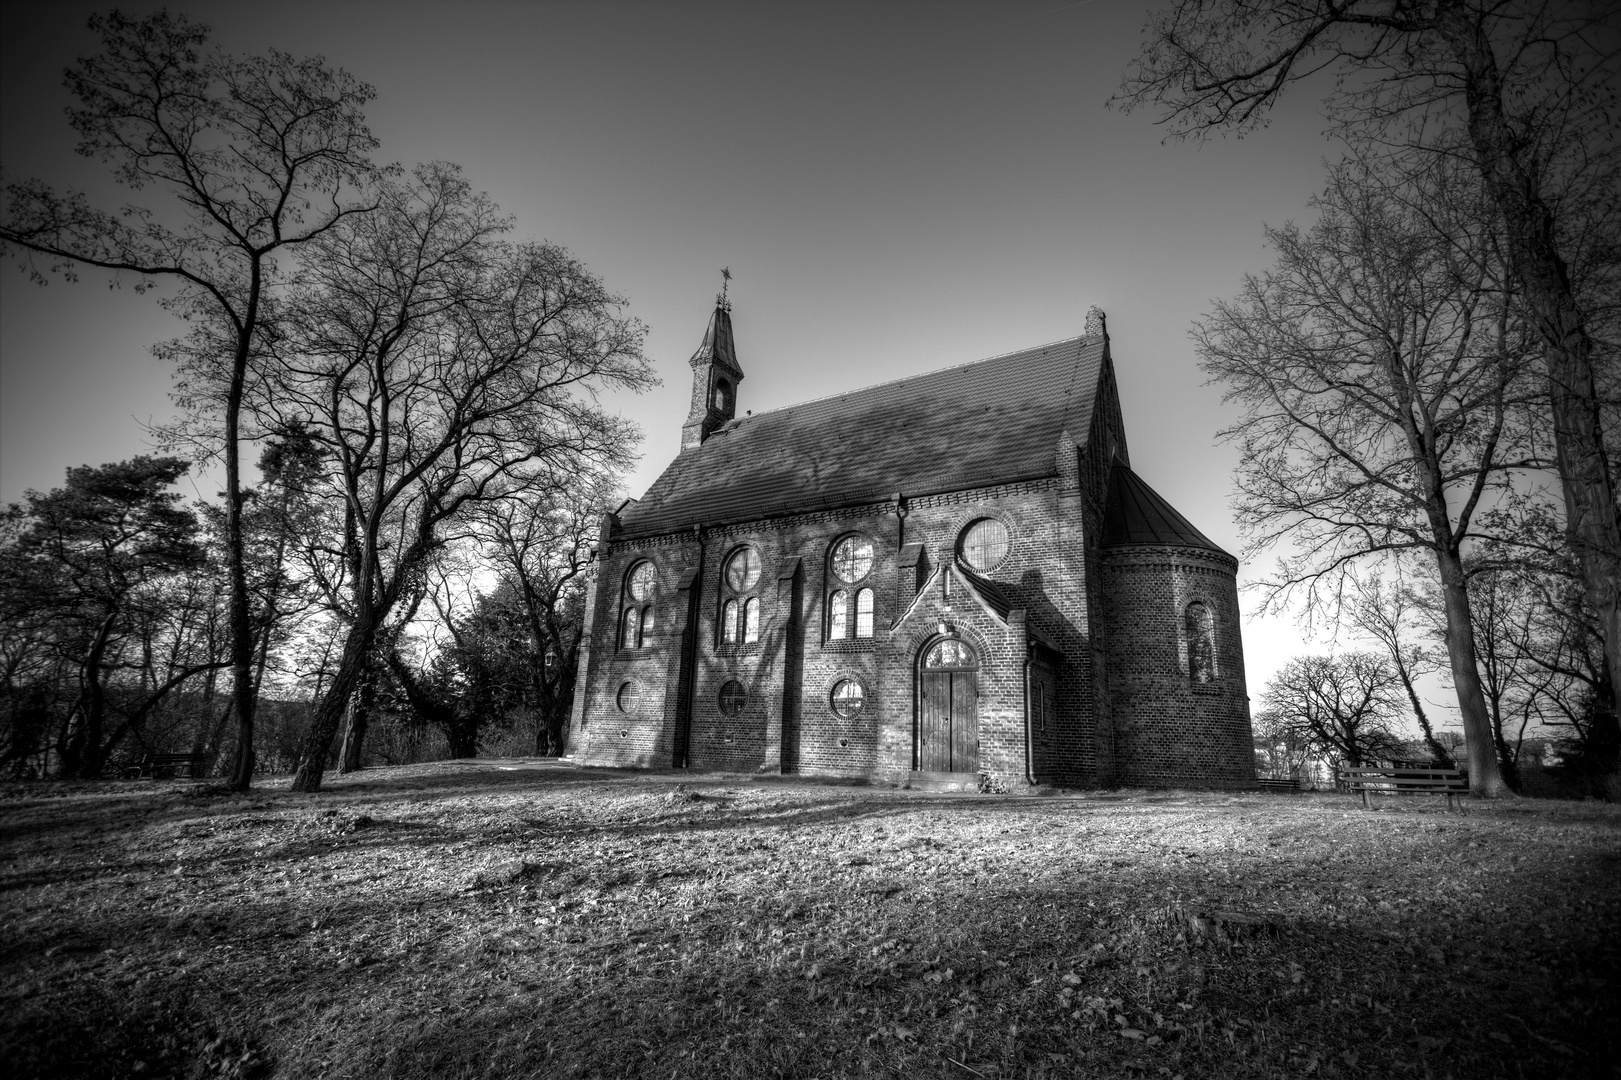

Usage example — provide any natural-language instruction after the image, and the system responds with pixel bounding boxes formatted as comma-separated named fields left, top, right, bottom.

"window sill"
left=821, top=639, right=878, bottom=653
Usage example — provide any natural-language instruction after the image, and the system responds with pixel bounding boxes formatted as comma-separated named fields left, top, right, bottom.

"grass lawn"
left=2, top=761, right=1618, bottom=1079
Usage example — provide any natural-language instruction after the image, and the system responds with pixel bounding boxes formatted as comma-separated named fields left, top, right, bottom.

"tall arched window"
left=719, top=546, right=764, bottom=646
left=828, top=591, right=848, bottom=640
left=854, top=588, right=874, bottom=637
left=827, top=534, right=875, bottom=640
left=1186, top=601, right=1215, bottom=683
left=621, top=560, right=656, bottom=651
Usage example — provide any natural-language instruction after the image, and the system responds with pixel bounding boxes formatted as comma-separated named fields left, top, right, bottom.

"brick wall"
left=575, top=482, right=1254, bottom=791
left=1100, top=545, right=1255, bottom=789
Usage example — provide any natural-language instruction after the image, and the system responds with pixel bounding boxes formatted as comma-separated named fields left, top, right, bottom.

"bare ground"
left=2, top=761, right=1618, bottom=1080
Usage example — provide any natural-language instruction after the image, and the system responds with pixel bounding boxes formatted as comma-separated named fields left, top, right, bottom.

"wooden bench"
left=123, top=752, right=212, bottom=780
left=1257, top=777, right=1300, bottom=794
left=1340, top=766, right=1468, bottom=810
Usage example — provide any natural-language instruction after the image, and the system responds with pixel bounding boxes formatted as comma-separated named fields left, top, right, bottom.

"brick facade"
left=571, top=306, right=1254, bottom=790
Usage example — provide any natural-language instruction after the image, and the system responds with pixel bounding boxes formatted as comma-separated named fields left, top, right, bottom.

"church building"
left=569, top=300, right=1255, bottom=790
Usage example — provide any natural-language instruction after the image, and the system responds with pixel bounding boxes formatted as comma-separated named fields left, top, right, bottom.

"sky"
left=1, top=1, right=1377, bottom=717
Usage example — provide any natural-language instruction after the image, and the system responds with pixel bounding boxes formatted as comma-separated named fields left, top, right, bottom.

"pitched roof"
left=619, top=334, right=1105, bottom=538
left=1101, top=465, right=1228, bottom=555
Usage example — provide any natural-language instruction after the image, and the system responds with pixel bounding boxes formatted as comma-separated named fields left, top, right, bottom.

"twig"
left=946, top=1057, right=985, bottom=1077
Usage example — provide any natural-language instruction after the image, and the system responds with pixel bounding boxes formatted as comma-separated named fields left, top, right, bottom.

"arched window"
left=828, top=591, right=848, bottom=640
left=621, top=560, right=656, bottom=652
left=924, top=638, right=976, bottom=669
left=713, top=379, right=731, bottom=412
left=959, top=518, right=1009, bottom=572
left=719, top=546, right=764, bottom=647
left=827, top=534, right=876, bottom=641
left=854, top=588, right=874, bottom=638
left=1186, top=601, right=1216, bottom=683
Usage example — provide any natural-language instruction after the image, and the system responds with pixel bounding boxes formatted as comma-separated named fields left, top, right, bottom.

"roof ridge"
left=717, top=333, right=1094, bottom=428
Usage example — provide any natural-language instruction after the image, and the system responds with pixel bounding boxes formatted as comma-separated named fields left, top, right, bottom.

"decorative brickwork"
left=569, top=305, right=1254, bottom=790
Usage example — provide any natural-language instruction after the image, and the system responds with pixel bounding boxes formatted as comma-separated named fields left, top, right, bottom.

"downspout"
left=1023, top=647, right=1036, bottom=786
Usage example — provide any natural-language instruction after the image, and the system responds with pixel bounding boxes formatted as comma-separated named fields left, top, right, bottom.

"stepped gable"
left=619, top=335, right=1104, bottom=538
left=1101, top=464, right=1228, bottom=555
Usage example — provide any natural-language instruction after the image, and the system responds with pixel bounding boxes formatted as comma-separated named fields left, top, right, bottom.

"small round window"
left=627, top=561, right=655, bottom=601
left=725, top=547, right=761, bottom=591
left=616, top=681, right=640, bottom=713
left=830, top=679, right=865, bottom=718
left=831, top=535, right=874, bottom=583
left=960, top=518, right=1009, bottom=572
left=718, top=679, right=747, bottom=716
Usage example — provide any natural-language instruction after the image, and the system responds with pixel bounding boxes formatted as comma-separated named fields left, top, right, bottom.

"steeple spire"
left=681, top=279, right=744, bottom=450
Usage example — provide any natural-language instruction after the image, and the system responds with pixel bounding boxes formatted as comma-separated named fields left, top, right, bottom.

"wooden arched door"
left=917, top=638, right=978, bottom=772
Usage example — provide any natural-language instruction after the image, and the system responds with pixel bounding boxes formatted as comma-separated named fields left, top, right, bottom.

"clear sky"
left=1, top=1, right=1369, bottom=712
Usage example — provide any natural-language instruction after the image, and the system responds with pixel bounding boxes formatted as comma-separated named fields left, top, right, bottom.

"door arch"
left=916, top=637, right=978, bottom=772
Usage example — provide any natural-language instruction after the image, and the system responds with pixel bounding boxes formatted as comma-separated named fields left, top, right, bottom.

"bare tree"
left=473, top=469, right=617, bottom=755
left=1199, top=161, right=1542, bottom=794
left=1257, top=653, right=1408, bottom=768
left=1346, top=573, right=1453, bottom=765
left=1116, top=0, right=1621, bottom=782
left=263, top=164, right=652, bottom=792
left=0, top=11, right=383, bottom=790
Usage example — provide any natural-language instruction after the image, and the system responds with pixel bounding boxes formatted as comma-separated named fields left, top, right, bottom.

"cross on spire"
left=717, top=266, right=732, bottom=310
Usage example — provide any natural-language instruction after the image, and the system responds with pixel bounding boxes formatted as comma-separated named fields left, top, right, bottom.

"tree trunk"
left=290, top=609, right=376, bottom=792
left=74, top=611, right=120, bottom=779
left=337, top=664, right=376, bottom=774
left=226, top=266, right=263, bottom=793
left=1441, top=3, right=1621, bottom=783
left=1434, top=548, right=1512, bottom=796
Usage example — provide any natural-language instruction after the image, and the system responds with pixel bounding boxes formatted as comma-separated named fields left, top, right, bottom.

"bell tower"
left=681, top=275, right=744, bottom=450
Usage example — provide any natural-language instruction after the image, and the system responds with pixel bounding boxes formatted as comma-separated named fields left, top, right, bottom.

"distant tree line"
left=0, top=12, right=651, bottom=788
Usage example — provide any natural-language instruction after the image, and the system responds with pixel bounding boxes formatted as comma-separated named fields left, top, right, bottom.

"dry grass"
left=2, top=761, right=1618, bottom=1079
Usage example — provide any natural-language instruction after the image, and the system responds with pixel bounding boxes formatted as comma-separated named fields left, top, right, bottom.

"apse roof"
left=1101, top=465, right=1228, bottom=555
left=617, top=334, right=1107, bottom=538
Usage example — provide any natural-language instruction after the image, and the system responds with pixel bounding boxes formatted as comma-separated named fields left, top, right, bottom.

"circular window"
left=627, top=561, right=655, bottom=601
left=830, top=679, right=865, bottom=718
left=924, top=639, right=976, bottom=669
left=616, top=681, right=640, bottom=713
left=831, top=535, right=874, bottom=583
left=725, top=547, right=761, bottom=591
left=718, top=679, right=747, bottom=716
left=959, top=518, right=1009, bottom=572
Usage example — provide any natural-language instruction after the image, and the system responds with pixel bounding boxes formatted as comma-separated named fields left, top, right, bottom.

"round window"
left=960, top=518, right=1009, bottom=572
left=627, top=561, right=655, bottom=601
left=830, top=679, right=865, bottom=718
left=831, top=535, right=874, bottom=583
left=616, top=681, right=640, bottom=713
left=725, top=547, right=761, bottom=592
left=718, top=679, right=747, bottom=716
